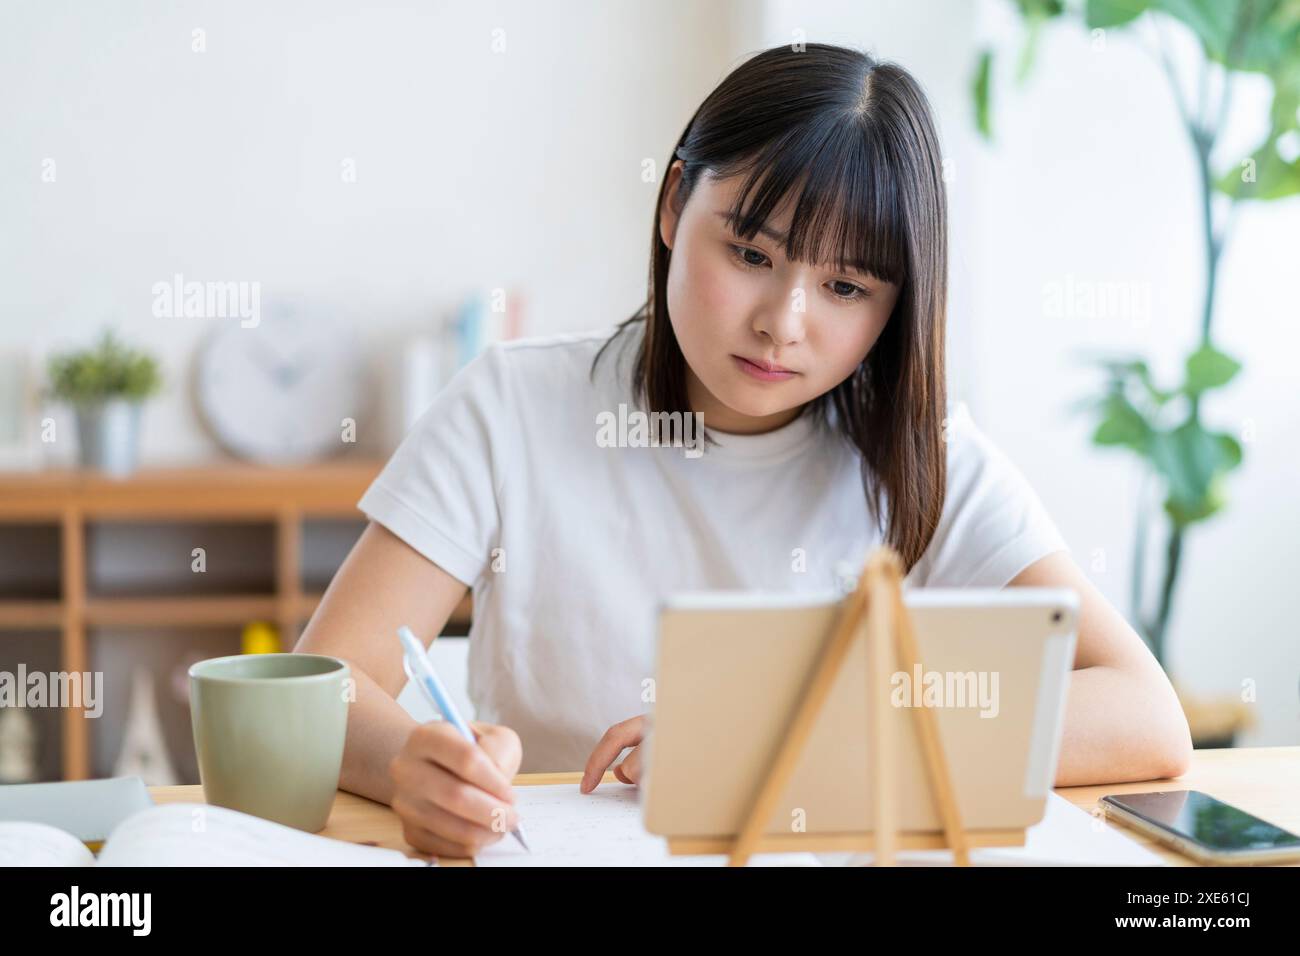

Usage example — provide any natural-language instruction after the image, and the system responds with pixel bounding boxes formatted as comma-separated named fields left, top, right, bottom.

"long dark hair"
left=593, top=43, right=948, bottom=573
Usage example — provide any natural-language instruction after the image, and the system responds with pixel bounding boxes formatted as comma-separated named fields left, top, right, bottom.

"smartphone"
left=1101, top=790, right=1300, bottom=865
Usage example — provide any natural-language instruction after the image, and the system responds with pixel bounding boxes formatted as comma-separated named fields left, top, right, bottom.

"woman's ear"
left=658, top=159, right=685, bottom=251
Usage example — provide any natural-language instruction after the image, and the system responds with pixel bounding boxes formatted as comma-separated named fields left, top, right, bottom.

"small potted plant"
left=47, top=331, right=162, bottom=477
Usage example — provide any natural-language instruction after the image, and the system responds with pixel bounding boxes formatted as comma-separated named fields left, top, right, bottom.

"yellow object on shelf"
left=241, top=621, right=281, bottom=655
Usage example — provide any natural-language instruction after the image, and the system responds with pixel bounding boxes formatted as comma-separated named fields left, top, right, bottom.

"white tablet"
left=642, top=587, right=1079, bottom=841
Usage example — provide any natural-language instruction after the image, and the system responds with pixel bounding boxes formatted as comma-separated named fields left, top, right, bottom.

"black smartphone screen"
left=1105, top=790, right=1300, bottom=852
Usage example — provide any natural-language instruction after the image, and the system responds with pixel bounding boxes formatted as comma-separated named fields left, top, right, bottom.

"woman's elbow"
left=1154, top=700, right=1194, bottom=779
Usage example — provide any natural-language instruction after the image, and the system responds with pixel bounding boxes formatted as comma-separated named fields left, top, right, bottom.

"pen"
left=396, top=625, right=530, bottom=852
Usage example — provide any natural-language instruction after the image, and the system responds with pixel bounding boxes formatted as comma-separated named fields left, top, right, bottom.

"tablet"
left=642, top=587, right=1079, bottom=840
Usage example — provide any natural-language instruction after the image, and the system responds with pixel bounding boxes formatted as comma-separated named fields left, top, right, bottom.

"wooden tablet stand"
left=720, top=546, right=977, bottom=867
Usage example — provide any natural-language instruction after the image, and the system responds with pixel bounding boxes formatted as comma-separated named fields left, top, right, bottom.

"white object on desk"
left=397, top=636, right=474, bottom=724
left=815, top=793, right=1168, bottom=867
left=112, top=669, right=178, bottom=787
left=0, top=704, right=38, bottom=783
left=474, top=783, right=822, bottom=867
left=0, top=802, right=429, bottom=867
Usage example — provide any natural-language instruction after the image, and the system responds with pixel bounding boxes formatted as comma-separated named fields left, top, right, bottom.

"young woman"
left=297, top=43, right=1191, bottom=859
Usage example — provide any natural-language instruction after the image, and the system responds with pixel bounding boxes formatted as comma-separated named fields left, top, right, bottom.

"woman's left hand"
left=580, top=715, right=646, bottom=792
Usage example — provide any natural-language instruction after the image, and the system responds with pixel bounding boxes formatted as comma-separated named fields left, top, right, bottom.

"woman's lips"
left=732, top=354, right=797, bottom=382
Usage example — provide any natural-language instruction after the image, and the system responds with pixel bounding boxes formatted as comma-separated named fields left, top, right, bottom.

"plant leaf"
left=1017, top=14, right=1045, bottom=84
left=1164, top=486, right=1224, bottom=526
left=1150, top=419, right=1239, bottom=526
left=972, top=48, right=994, bottom=140
left=1183, top=343, right=1242, bottom=394
left=1216, top=134, right=1300, bottom=200
left=46, top=330, right=162, bottom=403
left=1178, top=0, right=1299, bottom=73
left=1092, top=392, right=1153, bottom=449
left=1215, top=431, right=1244, bottom=471
left=1085, top=0, right=1152, bottom=29
left=1154, top=0, right=1241, bottom=60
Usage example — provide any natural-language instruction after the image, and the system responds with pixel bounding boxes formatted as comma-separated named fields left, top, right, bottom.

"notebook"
left=475, top=782, right=822, bottom=866
left=0, top=801, right=429, bottom=867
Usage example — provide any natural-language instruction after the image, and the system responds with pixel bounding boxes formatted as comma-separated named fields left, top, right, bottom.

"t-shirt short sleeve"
left=356, top=345, right=512, bottom=587
left=910, top=407, right=1069, bottom=589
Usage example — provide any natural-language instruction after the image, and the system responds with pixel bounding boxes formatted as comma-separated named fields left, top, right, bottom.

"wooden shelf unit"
left=0, top=461, right=472, bottom=781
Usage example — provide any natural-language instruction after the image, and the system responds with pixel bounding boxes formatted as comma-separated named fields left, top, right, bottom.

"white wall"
left=0, top=0, right=736, bottom=459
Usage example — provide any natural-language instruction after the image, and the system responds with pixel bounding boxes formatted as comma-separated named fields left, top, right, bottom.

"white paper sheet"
left=0, top=822, right=97, bottom=867
left=97, top=803, right=431, bottom=867
left=474, top=783, right=822, bottom=867
left=814, top=793, right=1168, bottom=867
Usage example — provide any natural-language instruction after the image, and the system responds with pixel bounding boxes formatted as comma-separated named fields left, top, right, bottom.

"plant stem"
left=1143, top=11, right=1232, bottom=671
left=1131, top=468, right=1151, bottom=648
left=1149, top=524, right=1185, bottom=666
left=1193, top=130, right=1220, bottom=346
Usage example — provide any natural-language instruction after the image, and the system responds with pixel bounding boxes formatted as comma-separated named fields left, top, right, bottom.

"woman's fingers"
left=470, top=721, right=524, bottom=781
left=394, top=750, right=519, bottom=832
left=612, top=743, right=642, bottom=784
left=404, top=722, right=517, bottom=812
left=580, top=716, right=645, bottom=793
left=395, top=803, right=509, bottom=859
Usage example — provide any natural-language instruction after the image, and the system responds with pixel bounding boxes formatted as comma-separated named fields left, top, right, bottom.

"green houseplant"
left=972, top=0, right=1300, bottom=745
left=47, top=331, right=162, bottom=477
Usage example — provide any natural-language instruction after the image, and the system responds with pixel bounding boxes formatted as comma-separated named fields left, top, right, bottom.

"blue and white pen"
left=397, top=626, right=530, bottom=852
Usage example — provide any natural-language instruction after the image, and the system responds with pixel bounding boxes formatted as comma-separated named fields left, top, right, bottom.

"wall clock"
left=195, top=304, right=366, bottom=464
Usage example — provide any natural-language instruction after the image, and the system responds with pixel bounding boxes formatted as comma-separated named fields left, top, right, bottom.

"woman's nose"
left=752, top=282, right=808, bottom=346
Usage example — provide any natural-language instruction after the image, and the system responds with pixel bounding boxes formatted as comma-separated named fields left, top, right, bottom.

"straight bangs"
left=709, top=118, right=909, bottom=289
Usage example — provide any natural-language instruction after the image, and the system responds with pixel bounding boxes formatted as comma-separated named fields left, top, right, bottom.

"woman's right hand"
left=388, top=720, right=523, bottom=858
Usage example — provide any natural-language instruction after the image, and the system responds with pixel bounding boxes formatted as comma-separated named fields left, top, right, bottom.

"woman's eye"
left=829, top=280, right=867, bottom=301
left=729, top=243, right=867, bottom=302
left=730, top=244, right=769, bottom=269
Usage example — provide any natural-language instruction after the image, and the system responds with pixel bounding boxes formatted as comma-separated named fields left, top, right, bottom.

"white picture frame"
left=0, top=349, right=43, bottom=470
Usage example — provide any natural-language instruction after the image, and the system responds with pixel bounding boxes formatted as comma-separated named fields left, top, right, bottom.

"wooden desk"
left=149, top=746, right=1300, bottom=866
left=150, top=770, right=598, bottom=866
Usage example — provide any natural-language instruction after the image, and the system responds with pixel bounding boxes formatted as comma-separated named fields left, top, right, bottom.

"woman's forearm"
left=337, top=663, right=420, bottom=806
left=291, top=523, right=471, bottom=806
left=1053, top=664, right=1193, bottom=788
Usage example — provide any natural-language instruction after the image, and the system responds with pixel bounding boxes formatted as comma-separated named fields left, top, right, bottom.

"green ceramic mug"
left=189, top=653, right=351, bottom=832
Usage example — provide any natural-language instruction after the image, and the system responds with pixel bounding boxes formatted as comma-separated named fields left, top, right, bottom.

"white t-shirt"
left=358, top=323, right=1069, bottom=771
